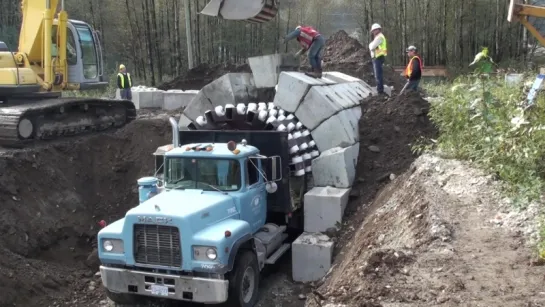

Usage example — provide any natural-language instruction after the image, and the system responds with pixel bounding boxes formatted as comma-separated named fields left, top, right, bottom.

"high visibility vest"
left=296, top=26, right=320, bottom=49
left=118, top=72, right=132, bottom=88
left=374, top=33, right=387, bottom=58
left=404, top=55, right=423, bottom=78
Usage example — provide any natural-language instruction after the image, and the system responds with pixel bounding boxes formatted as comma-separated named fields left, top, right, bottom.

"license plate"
left=151, top=284, right=169, bottom=296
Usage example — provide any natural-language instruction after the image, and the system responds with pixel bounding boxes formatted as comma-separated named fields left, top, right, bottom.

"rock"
left=368, top=145, right=380, bottom=152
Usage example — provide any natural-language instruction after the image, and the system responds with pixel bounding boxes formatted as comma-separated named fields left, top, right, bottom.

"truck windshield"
left=165, top=157, right=241, bottom=191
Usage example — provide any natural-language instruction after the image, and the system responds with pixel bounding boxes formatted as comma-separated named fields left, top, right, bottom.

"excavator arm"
left=508, top=0, right=545, bottom=46
left=200, top=0, right=279, bottom=23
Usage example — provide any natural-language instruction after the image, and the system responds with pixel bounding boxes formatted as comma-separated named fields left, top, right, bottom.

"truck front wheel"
left=228, top=250, right=260, bottom=307
left=105, top=289, right=139, bottom=306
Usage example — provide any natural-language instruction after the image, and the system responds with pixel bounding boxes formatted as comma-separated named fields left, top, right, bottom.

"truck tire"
left=105, top=289, right=139, bottom=305
left=227, top=250, right=260, bottom=307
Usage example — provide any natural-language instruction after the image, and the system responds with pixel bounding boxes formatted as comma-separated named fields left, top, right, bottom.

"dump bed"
left=178, top=130, right=293, bottom=214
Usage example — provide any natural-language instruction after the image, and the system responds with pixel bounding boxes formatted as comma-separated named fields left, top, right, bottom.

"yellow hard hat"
left=119, top=64, right=126, bottom=70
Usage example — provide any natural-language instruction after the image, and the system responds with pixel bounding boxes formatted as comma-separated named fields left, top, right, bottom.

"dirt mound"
left=0, top=117, right=171, bottom=306
left=306, top=155, right=545, bottom=306
left=158, top=62, right=251, bottom=90
left=305, top=30, right=404, bottom=89
left=159, top=30, right=403, bottom=92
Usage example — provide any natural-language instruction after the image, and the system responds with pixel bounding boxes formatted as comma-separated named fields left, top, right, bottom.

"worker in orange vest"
left=281, top=25, right=325, bottom=78
left=403, top=46, right=423, bottom=92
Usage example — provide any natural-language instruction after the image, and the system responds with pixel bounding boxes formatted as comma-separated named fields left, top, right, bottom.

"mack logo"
left=137, top=216, right=173, bottom=224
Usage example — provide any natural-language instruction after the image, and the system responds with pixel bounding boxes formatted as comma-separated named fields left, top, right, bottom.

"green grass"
left=416, top=73, right=545, bottom=257
left=61, top=69, right=120, bottom=99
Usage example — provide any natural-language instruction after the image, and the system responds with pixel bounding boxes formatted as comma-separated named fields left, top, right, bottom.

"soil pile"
left=0, top=117, right=171, bottom=307
left=304, top=30, right=404, bottom=89
left=158, top=62, right=251, bottom=90
left=158, top=30, right=403, bottom=92
left=305, top=154, right=545, bottom=307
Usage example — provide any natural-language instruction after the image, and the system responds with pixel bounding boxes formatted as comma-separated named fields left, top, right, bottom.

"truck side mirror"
left=270, top=155, right=282, bottom=182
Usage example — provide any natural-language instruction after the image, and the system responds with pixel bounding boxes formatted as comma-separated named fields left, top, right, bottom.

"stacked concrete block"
left=311, top=145, right=359, bottom=188
left=163, top=90, right=198, bottom=110
left=304, top=187, right=350, bottom=232
left=248, top=53, right=300, bottom=88
left=182, top=73, right=257, bottom=121
left=292, top=233, right=334, bottom=282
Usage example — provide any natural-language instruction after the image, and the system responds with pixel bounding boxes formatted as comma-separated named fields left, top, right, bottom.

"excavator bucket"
left=200, top=0, right=278, bottom=24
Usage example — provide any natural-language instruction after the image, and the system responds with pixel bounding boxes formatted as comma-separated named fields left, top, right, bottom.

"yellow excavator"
left=200, top=0, right=279, bottom=23
left=0, top=0, right=135, bottom=147
left=508, top=0, right=545, bottom=45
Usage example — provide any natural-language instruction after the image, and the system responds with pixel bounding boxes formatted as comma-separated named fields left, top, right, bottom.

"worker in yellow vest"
left=368, top=23, right=387, bottom=95
left=117, top=64, right=132, bottom=100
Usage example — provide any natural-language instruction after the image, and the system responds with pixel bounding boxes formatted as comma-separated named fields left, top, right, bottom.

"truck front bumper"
left=100, top=265, right=229, bottom=303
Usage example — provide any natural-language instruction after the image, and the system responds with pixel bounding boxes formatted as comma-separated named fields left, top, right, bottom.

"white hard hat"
left=406, top=45, right=417, bottom=52
left=370, top=23, right=381, bottom=31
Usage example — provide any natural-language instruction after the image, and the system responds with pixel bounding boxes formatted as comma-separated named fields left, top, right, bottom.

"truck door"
left=240, top=157, right=267, bottom=233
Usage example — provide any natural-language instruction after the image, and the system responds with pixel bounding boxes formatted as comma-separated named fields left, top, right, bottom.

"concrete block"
left=151, top=89, right=165, bottom=108
left=132, top=90, right=153, bottom=109
left=323, top=71, right=377, bottom=95
left=311, top=143, right=359, bottom=188
left=183, top=91, right=213, bottom=121
left=310, top=107, right=361, bottom=152
left=292, top=232, right=334, bottom=282
left=178, top=113, right=192, bottom=130
left=303, top=187, right=350, bottom=232
left=294, top=86, right=344, bottom=130
left=273, top=72, right=336, bottom=113
left=322, top=71, right=362, bottom=83
left=201, top=73, right=257, bottom=108
left=248, top=53, right=299, bottom=88
left=163, top=90, right=198, bottom=110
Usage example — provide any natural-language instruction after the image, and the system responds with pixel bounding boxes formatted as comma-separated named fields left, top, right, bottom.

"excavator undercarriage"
left=0, top=94, right=136, bottom=147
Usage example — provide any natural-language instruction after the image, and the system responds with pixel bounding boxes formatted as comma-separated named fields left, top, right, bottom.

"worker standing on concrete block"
left=369, top=23, right=387, bottom=95
left=281, top=25, right=325, bottom=78
left=117, top=64, right=132, bottom=100
left=403, top=46, right=423, bottom=92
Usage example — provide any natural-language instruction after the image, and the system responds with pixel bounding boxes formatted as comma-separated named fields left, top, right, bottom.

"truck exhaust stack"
left=169, top=117, right=180, bottom=147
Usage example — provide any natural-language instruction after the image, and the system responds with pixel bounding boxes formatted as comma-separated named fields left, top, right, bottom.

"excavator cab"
left=200, top=0, right=279, bottom=23
left=58, top=20, right=107, bottom=90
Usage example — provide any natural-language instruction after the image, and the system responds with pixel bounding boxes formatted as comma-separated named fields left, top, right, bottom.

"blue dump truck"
left=98, top=117, right=306, bottom=306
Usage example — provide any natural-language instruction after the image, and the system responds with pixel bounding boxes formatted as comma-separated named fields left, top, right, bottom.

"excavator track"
left=0, top=97, right=136, bottom=148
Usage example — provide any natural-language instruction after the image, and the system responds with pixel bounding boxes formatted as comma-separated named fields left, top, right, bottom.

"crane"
left=508, top=0, right=545, bottom=46
left=0, top=0, right=135, bottom=147
left=200, top=0, right=279, bottom=23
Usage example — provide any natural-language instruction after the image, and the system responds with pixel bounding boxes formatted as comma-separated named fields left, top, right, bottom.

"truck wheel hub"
left=242, top=266, right=255, bottom=303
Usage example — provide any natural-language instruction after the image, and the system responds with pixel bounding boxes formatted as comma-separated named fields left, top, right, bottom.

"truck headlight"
left=193, top=246, right=218, bottom=261
left=206, top=248, right=217, bottom=260
left=102, top=239, right=124, bottom=253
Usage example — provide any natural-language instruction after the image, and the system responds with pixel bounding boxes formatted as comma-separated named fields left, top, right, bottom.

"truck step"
left=265, top=243, right=291, bottom=264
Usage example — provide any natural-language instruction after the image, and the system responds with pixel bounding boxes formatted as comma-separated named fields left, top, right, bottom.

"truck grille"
left=133, top=224, right=182, bottom=267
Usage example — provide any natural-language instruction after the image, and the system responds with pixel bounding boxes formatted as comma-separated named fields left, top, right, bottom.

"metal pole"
left=184, top=0, right=194, bottom=69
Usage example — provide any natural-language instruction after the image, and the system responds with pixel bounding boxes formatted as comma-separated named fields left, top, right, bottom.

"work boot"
left=316, top=68, right=323, bottom=78
left=305, top=68, right=321, bottom=78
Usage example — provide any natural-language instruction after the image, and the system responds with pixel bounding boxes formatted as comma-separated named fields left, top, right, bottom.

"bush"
left=420, top=74, right=545, bottom=204
left=419, top=73, right=545, bottom=257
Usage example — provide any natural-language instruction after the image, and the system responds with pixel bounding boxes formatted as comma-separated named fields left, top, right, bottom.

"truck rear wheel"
left=228, top=250, right=260, bottom=307
left=105, top=289, right=139, bottom=306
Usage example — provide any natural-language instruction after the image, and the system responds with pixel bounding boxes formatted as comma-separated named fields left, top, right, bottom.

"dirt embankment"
left=0, top=117, right=172, bottom=307
left=305, top=153, right=545, bottom=306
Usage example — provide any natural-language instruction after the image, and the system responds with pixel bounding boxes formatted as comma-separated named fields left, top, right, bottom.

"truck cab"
left=98, top=118, right=292, bottom=306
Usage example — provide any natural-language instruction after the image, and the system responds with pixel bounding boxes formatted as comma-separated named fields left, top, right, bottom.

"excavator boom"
left=0, top=0, right=135, bottom=147
left=508, top=0, right=545, bottom=46
left=200, top=0, right=278, bottom=23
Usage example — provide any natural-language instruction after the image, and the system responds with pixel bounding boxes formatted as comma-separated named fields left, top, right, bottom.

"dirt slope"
left=305, top=154, right=545, bottom=307
left=0, top=116, right=172, bottom=307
